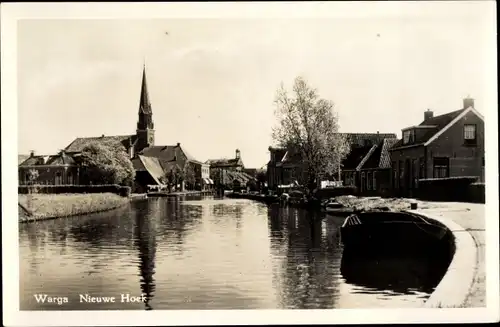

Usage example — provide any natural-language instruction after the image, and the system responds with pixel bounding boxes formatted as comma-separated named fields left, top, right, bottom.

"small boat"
left=340, top=211, right=451, bottom=257
left=323, top=198, right=355, bottom=216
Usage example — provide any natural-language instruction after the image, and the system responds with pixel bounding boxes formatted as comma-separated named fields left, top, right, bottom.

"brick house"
left=206, top=150, right=256, bottom=190
left=357, top=138, right=399, bottom=196
left=340, top=133, right=397, bottom=193
left=389, top=97, right=484, bottom=197
left=137, top=143, right=213, bottom=191
left=19, top=150, right=80, bottom=185
left=266, top=146, right=307, bottom=190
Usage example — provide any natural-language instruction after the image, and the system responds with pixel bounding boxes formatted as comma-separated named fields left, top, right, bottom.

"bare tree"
left=272, top=76, right=350, bottom=196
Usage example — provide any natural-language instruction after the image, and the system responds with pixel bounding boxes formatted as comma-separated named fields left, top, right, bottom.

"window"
left=55, top=172, right=62, bottom=185
left=67, top=173, right=73, bottom=185
left=373, top=171, right=377, bottom=190
left=403, top=129, right=416, bottom=145
left=433, top=157, right=449, bottom=178
left=367, top=172, right=372, bottom=190
left=464, top=124, right=477, bottom=144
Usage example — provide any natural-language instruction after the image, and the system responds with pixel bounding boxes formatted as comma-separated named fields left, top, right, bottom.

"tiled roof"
left=341, top=133, right=397, bottom=147
left=137, top=155, right=164, bottom=185
left=206, top=157, right=244, bottom=167
left=391, top=108, right=467, bottom=149
left=341, top=145, right=373, bottom=170
left=360, top=138, right=399, bottom=170
left=379, top=138, right=399, bottom=168
left=19, top=152, right=76, bottom=166
left=268, top=147, right=287, bottom=165
left=65, top=135, right=136, bottom=153
left=18, top=155, right=30, bottom=166
left=139, top=144, right=199, bottom=164
left=46, top=152, right=76, bottom=165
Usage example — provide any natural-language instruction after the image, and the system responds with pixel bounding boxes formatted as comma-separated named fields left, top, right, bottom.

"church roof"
left=64, top=135, right=137, bottom=153
left=139, top=65, right=152, bottom=115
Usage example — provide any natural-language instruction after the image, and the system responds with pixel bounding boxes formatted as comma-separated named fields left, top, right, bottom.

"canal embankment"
left=147, top=190, right=214, bottom=197
left=18, top=193, right=129, bottom=222
left=335, top=196, right=485, bottom=308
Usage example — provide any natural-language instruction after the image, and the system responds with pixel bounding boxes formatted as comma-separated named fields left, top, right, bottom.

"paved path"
left=335, top=196, right=486, bottom=307
left=416, top=202, right=485, bottom=307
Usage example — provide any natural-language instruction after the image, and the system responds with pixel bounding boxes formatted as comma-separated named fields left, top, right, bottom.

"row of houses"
left=267, top=97, right=485, bottom=197
left=18, top=65, right=258, bottom=192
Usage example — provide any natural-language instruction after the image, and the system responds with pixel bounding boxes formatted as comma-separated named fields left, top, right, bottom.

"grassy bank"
left=18, top=193, right=129, bottom=222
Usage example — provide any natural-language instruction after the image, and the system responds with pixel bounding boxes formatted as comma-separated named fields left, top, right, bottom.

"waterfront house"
left=19, top=150, right=80, bottom=185
left=357, top=138, right=399, bottom=196
left=206, top=149, right=252, bottom=189
left=266, top=147, right=288, bottom=189
left=389, top=97, right=484, bottom=197
left=340, top=133, right=398, bottom=194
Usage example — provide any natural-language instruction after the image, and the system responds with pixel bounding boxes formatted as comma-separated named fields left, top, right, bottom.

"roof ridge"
left=356, top=144, right=378, bottom=171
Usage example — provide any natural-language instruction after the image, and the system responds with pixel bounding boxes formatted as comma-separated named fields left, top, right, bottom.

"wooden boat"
left=340, top=211, right=451, bottom=256
left=323, top=199, right=355, bottom=216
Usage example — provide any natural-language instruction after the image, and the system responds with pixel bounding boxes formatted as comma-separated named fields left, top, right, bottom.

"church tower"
left=136, top=64, right=155, bottom=152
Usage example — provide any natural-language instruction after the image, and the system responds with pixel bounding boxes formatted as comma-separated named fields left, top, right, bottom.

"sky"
left=16, top=2, right=496, bottom=168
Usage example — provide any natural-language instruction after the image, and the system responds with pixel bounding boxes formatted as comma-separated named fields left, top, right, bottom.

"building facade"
left=340, top=133, right=398, bottom=195
left=19, top=150, right=80, bottom=185
left=389, top=97, right=484, bottom=197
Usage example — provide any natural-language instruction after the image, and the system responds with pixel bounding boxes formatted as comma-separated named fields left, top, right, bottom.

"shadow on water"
left=340, top=228, right=455, bottom=296
left=267, top=205, right=342, bottom=309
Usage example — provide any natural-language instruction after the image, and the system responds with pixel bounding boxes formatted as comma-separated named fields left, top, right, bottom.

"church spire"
left=139, top=64, right=152, bottom=114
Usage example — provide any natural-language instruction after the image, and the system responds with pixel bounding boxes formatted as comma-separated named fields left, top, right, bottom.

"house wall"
left=426, top=110, right=484, bottom=182
left=19, top=166, right=80, bottom=185
left=389, top=146, right=425, bottom=197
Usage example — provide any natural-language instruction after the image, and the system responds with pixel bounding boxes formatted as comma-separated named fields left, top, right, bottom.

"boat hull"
left=340, top=211, right=451, bottom=257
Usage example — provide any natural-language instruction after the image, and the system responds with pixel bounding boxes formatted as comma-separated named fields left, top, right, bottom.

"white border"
left=2, top=2, right=499, bottom=326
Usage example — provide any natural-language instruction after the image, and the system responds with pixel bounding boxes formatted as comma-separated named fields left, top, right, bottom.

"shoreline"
left=18, top=193, right=130, bottom=223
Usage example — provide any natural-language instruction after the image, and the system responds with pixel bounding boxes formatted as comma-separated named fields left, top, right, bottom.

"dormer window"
left=402, top=129, right=416, bottom=145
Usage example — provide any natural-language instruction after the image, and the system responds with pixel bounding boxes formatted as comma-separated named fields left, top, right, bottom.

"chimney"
left=235, top=149, right=241, bottom=159
left=424, top=109, right=434, bottom=121
left=463, top=97, right=474, bottom=109
left=30, top=150, right=35, bottom=157
left=101, top=134, right=105, bottom=138
left=176, top=142, right=180, bottom=147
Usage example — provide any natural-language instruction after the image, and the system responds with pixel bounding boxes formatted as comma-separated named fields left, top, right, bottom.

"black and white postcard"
left=2, top=2, right=499, bottom=326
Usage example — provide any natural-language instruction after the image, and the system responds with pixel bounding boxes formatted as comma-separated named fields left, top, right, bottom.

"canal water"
left=19, top=196, right=450, bottom=310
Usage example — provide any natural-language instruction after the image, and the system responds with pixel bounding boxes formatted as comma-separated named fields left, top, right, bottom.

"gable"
left=424, top=107, right=484, bottom=146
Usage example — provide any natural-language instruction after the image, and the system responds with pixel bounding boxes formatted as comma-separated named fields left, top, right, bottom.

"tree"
left=272, top=76, right=350, bottom=197
left=181, top=162, right=196, bottom=190
left=79, top=140, right=136, bottom=186
left=256, top=169, right=267, bottom=190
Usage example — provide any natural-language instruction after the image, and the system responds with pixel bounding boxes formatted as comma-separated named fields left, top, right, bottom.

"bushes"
left=467, top=183, right=485, bottom=203
left=418, top=176, right=479, bottom=202
left=18, top=184, right=132, bottom=197
left=316, top=185, right=358, bottom=199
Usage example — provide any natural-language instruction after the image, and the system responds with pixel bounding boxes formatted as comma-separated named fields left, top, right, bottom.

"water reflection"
left=19, top=196, right=451, bottom=310
left=133, top=200, right=157, bottom=310
left=268, top=205, right=341, bottom=309
left=341, top=243, right=453, bottom=296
